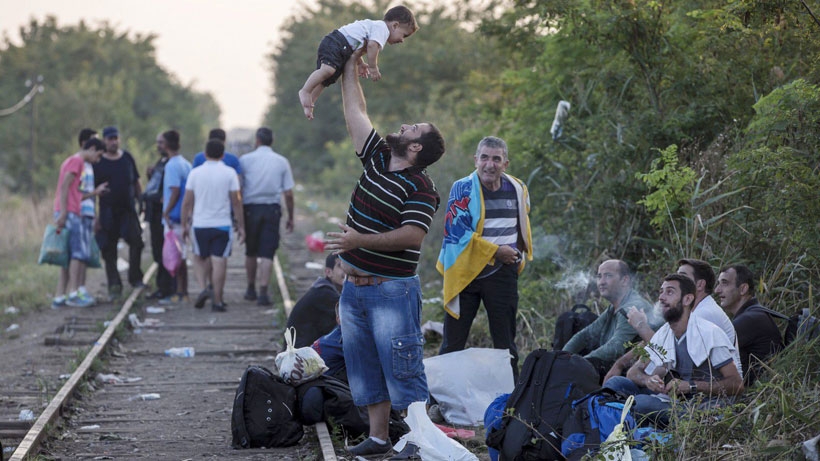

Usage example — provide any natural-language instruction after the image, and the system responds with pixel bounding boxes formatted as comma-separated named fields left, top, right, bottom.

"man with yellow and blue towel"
left=437, top=136, right=533, bottom=380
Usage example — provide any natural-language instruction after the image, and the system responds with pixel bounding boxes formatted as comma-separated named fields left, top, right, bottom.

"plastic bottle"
left=164, top=347, right=195, bottom=357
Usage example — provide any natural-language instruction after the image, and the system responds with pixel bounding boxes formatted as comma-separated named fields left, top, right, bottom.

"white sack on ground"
left=424, top=348, right=515, bottom=425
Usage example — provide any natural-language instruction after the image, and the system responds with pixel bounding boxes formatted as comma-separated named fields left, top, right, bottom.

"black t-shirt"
left=733, top=298, right=784, bottom=385
left=285, top=278, right=340, bottom=348
left=94, top=150, right=140, bottom=209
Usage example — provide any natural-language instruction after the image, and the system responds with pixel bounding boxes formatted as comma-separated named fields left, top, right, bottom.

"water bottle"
left=164, top=347, right=195, bottom=357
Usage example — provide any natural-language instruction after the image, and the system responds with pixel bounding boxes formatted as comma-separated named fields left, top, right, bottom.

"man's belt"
left=346, top=274, right=392, bottom=286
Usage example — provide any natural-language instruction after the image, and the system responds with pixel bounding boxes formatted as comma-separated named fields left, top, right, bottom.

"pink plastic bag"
left=305, top=231, right=325, bottom=252
left=162, top=230, right=182, bottom=276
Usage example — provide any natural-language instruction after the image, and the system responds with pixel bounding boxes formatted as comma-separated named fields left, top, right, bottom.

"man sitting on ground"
left=563, top=259, right=658, bottom=380
left=715, top=264, right=783, bottom=386
left=286, top=253, right=346, bottom=347
left=605, top=274, right=743, bottom=428
left=604, top=258, right=741, bottom=382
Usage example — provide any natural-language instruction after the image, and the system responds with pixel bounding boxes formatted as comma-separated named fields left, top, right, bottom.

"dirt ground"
left=0, top=208, right=492, bottom=460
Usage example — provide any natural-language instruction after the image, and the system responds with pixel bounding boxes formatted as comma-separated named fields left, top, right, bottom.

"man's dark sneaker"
left=194, top=289, right=212, bottom=309
left=390, top=442, right=420, bottom=460
left=257, top=293, right=272, bottom=306
left=132, top=281, right=147, bottom=290
left=347, top=437, right=393, bottom=457
left=108, top=284, right=123, bottom=301
left=212, top=302, right=227, bottom=312
left=243, top=287, right=257, bottom=301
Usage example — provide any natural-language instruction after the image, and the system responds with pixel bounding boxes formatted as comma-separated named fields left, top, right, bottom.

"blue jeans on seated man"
left=603, top=376, right=672, bottom=428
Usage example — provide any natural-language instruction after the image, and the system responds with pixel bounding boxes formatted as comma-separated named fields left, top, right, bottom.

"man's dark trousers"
left=146, top=202, right=172, bottom=296
left=96, top=205, right=144, bottom=288
left=439, top=264, right=520, bottom=380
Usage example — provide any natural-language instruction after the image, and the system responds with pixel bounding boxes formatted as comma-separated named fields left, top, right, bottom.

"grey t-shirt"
left=239, top=145, right=294, bottom=205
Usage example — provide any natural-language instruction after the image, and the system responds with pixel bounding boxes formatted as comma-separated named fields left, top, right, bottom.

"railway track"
left=1, top=229, right=341, bottom=460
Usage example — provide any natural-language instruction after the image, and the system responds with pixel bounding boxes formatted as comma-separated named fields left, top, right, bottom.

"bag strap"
left=745, top=304, right=790, bottom=320
left=506, top=349, right=546, bottom=409
left=532, top=351, right=560, bottom=416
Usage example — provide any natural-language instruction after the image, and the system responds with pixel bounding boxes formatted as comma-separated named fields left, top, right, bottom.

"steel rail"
left=272, top=254, right=337, bottom=461
left=9, top=263, right=157, bottom=461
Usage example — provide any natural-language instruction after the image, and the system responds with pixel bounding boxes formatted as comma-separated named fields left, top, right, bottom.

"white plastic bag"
left=424, top=348, right=515, bottom=425
left=274, top=327, right=328, bottom=384
left=395, top=401, right=478, bottom=461
left=599, top=395, right=635, bottom=461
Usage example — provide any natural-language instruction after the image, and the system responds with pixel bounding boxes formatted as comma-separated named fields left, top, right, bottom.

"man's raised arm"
left=341, top=49, right=374, bottom=154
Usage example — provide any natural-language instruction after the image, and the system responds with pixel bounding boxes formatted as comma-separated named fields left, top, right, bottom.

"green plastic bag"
left=38, top=224, right=70, bottom=267
left=87, top=237, right=101, bottom=269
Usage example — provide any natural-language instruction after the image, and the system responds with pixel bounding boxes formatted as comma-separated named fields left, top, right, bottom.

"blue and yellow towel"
left=437, top=172, right=533, bottom=318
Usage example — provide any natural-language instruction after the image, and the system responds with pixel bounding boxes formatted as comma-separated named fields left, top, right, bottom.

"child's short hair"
left=384, top=5, right=418, bottom=31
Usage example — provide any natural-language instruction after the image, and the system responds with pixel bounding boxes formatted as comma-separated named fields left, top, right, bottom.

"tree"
left=0, top=17, right=220, bottom=194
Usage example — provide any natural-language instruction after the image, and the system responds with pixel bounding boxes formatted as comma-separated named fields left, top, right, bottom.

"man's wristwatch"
left=688, top=381, right=698, bottom=394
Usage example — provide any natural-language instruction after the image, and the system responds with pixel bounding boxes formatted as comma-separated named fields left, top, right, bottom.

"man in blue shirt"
left=191, top=128, right=242, bottom=178
left=191, top=128, right=242, bottom=307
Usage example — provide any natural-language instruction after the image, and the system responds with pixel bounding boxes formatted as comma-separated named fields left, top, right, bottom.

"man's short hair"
left=719, top=264, right=756, bottom=295
left=256, top=127, right=274, bottom=146
left=663, top=273, right=696, bottom=305
left=162, top=130, right=180, bottom=151
left=325, top=253, right=339, bottom=270
left=678, top=258, right=716, bottom=294
left=384, top=5, right=418, bottom=31
left=414, top=122, right=445, bottom=167
left=78, top=128, right=97, bottom=147
left=208, top=128, right=227, bottom=141
left=83, top=138, right=105, bottom=151
left=476, top=136, right=508, bottom=158
left=205, top=139, right=225, bottom=159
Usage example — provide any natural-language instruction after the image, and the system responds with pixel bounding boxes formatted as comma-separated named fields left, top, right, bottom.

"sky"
left=0, top=0, right=314, bottom=130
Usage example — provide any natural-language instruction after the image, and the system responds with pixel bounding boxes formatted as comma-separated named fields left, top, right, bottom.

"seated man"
left=285, top=254, right=346, bottom=347
left=311, top=304, right=347, bottom=382
left=563, top=259, right=658, bottom=379
left=605, top=274, right=743, bottom=428
left=604, top=258, right=741, bottom=382
left=715, top=264, right=784, bottom=386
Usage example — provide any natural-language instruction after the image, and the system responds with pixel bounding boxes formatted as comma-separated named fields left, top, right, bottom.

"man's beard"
left=662, top=300, right=685, bottom=323
left=386, top=133, right=410, bottom=160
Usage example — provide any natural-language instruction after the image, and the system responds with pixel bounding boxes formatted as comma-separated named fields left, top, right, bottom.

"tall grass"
left=0, top=190, right=58, bottom=318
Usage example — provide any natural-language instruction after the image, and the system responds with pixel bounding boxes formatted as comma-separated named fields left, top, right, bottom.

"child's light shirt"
left=338, top=19, right=389, bottom=51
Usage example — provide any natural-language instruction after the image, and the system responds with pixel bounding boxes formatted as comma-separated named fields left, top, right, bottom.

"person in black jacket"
left=143, top=133, right=173, bottom=300
left=715, top=264, right=784, bottom=385
left=285, top=254, right=346, bottom=347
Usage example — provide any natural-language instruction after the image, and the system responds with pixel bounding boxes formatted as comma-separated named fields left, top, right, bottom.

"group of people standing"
left=51, top=126, right=295, bottom=313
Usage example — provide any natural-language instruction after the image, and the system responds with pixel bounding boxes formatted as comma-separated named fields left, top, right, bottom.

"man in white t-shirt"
left=181, top=139, right=244, bottom=312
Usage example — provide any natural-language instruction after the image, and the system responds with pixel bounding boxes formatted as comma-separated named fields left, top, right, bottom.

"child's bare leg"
left=299, top=64, right=336, bottom=120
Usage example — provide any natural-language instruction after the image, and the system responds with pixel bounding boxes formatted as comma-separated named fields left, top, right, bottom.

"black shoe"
left=390, top=442, right=420, bottom=460
left=257, top=293, right=272, bottom=306
left=212, top=302, right=227, bottom=312
left=348, top=437, right=393, bottom=457
left=243, top=287, right=257, bottom=301
left=194, top=289, right=212, bottom=309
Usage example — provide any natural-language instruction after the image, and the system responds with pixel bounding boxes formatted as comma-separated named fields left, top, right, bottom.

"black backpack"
left=785, top=308, right=820, bottom=345
left=486, top=350, right=600, bottom=461
left=231, top=365, right=304, bottom=449
left=552, top=304, right=599, bottom=351
left=296, top=374, right=410, bottom=444
left=746, top=306, right=819, bottom=346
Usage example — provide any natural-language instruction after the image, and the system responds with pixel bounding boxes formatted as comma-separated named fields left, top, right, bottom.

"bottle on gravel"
left=165, top=347, right=195, bottom=357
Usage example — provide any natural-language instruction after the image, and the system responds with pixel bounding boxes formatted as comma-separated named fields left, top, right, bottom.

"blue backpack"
left=561, top=388, right=636, bottom=459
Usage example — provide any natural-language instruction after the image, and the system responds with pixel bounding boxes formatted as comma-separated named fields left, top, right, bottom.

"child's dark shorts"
left=317, top=29, right=353, bottom=86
